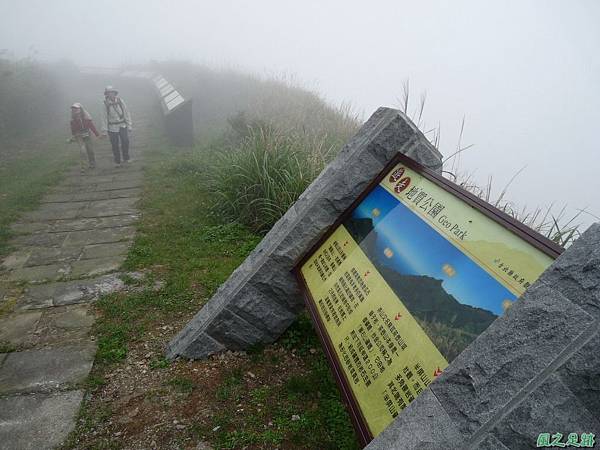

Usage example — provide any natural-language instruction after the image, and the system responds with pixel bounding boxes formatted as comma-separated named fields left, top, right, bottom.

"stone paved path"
left=0, top=89, right=154, bottom=449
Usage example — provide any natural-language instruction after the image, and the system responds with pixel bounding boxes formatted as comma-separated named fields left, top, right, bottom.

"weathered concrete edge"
left=366, top=223, right=600, bottom=449
left=166, top=107, right=442, bottom=359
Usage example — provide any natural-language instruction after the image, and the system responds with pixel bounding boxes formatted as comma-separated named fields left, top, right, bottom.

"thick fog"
left=1, top=0, right=599, bottom=227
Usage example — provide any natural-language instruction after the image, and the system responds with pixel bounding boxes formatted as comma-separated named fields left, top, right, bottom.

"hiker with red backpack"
left=69, top=103, right=101, bottom=171
left=102, top=86, right=133, bottom=167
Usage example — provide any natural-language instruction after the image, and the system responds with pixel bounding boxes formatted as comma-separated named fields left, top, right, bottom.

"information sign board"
left=294, top=152, right=562, bottom=445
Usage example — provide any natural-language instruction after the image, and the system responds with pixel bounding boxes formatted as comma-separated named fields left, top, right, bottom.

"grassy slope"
left=0, top=135, right=76, bottom=256
left=64, top=140, right=358, bottom=450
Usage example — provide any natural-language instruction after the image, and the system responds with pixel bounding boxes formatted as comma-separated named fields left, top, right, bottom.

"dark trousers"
left=108, top=127, right=130, bottom=163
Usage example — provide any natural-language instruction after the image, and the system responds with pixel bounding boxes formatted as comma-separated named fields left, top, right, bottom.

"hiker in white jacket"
left=102, top=86, right=132, bottom=166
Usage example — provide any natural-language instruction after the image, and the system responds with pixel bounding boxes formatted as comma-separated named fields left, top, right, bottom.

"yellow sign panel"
left=299, top=160, right=558, bottom=439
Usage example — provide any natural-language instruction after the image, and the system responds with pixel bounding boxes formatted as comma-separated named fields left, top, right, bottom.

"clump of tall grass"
left=208, top=123, right=338, bottom=233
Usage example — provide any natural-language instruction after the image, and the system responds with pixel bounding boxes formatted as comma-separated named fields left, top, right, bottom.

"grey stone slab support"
left=557, top=330, right=600, bottom=422
left=167, top=107, right=443, bottom=359
left=489, top=375, right=600, bottom=450
left=365, top=390, right=463, bottom=450
left=365, top=223, right=600, bottom=450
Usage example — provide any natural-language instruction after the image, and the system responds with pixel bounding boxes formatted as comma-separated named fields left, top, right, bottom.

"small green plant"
left=215, top=430, right=259, bottom=449
left=0, top=341, right=17, bottom=353
left=215, top=368, right=243, bottom=401
left=95, top=321, right=129, bottom=364
left=213, top=411, right=233, bottom=429
left=247, top=342, right=265, bottom=363
left=167, top=376, right=195, bottom=393
left=279, top=313, right=319, bottom=355
left=84, top=374, right=106, bottom=390
left=285, top=375, right=313, bottom=398
left=149, top=357, right=170, bottom=370
left=260, top=429, right=285, bottom=446
left=119, top=273, right=138, bottom=286
left=249, top=387, right=269, bottom=403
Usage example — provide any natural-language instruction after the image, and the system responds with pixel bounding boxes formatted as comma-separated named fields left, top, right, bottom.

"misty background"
left=1, top=0, right=599, bottom=228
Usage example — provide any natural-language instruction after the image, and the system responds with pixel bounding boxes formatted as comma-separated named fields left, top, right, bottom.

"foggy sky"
left=2, top=0, right=599, bottom=229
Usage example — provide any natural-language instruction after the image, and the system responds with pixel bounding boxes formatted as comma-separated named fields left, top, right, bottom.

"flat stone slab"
left=49, top=305, right=95, bottom=330
left=0, top=285, right=26, bottom=316
left=69, top=255, right=126, bottom=278
left=0, top=390, right=84, bottom=450
left=1, top=251, right=30, bottom=270
left=9, top=222, right=50, bottom=235
left=66, top=175, right=116, bottom=184
left=81, top=241, right=131, bottom=259
left=0, top=344, right=95, bottom=394
left=21, top=204, right=87, bottom=222
left=28, top=305, right=95, bottom=347
left=24, top=247, right=81, bottom=267
left=94, top=180, right=142, bottom=191
left=62, top=226, right=135, bottom=247
left=50, top=184, right=95, bottom=194
left=10, top=232, right=67, bottom=248
left=2, top=264, right=67, bottom=283
left=80, top=197, right=139, bottom=218
left=70, top=187, right=141, bottom=202
left=0, top=311, right=42, bottom=346
left=40, top=193, right=76, bottom=203
left=47, top=214, right=139, bottom=233
left=18, top=274, right=126, bottom=309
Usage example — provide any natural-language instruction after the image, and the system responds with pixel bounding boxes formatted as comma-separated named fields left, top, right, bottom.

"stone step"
left=15, top=273, right=126, bottom=310
left=0, top=343, right=96, bottom=395
left=10, top=214, right=139, bottom=235
left=0, top=390, right=84, bottom=450
left=0, top=304, right=95, bottom=350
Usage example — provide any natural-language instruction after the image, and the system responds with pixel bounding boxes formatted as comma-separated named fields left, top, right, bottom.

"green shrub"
left=208, top=125, right=336, bottom=233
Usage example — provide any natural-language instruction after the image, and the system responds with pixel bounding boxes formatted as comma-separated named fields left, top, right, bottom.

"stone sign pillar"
left=166, top=107, right=443, bottom=360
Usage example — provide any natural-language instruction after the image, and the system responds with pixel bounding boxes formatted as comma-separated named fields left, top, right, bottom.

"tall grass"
left=448, top=169, right=585, bottom=247
left=209, top=125, right=338, bottom=233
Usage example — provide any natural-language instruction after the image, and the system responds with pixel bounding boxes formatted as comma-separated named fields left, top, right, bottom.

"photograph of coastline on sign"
left=344, top=183, right=514, bottom=361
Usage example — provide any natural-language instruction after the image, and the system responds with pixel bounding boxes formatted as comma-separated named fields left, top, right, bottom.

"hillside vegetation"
left=0, top=56, right=81, bottom=254
left=148, top=61, right=360, bottom=233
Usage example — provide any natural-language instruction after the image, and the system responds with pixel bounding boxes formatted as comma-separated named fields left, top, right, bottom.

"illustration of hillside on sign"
left=295, top=154, right=562, bottom=444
